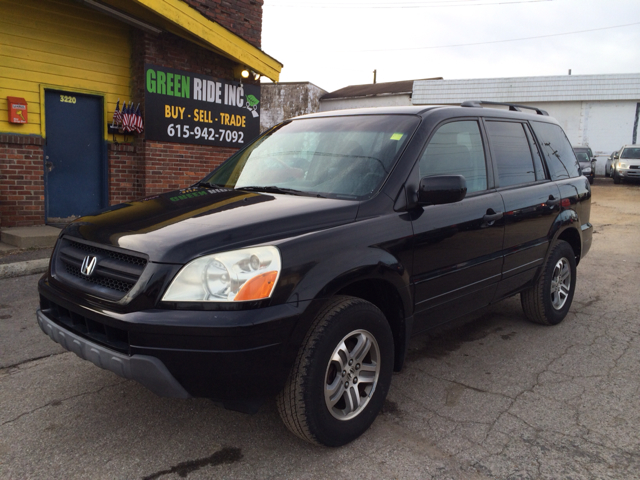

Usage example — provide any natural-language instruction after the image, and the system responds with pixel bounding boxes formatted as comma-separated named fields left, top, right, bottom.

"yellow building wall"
left=0, top=0, right=131, bottom=138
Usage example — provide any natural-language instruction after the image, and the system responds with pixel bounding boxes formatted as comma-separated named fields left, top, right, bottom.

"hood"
left=63, top=187, right=359, bottom=263
left=620, top=159, right=640, bottom=166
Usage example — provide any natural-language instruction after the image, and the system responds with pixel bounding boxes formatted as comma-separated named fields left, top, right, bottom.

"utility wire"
left=351, top=21, right=640, bottom=52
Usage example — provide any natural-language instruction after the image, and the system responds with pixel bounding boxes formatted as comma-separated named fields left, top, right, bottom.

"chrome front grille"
left=54, top=237, right=148, bottom=300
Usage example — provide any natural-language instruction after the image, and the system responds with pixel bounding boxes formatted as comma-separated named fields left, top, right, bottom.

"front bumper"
left=617, top=168, right=640, bottom=178
left=37, top=276, right=306, bottom=409
left=37, top=309, right=190, bottom=398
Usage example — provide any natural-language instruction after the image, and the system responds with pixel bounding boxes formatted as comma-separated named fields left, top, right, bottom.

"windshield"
left=575, top=152, right=590, bottom=162
left=202, top=115, right=420, bottom=199
left=621, top=147, right=640, bottom=159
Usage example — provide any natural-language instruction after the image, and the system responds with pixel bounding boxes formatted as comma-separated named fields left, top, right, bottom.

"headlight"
left=619, top=162, right=629, bottom=169
left=582, top=167, right=592, bottom=173
left=163, top=246, right=281, bottom=302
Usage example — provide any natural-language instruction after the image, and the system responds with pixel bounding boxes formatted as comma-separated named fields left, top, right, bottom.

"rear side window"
left=530, top=121, right=580, bottom=180
left=419, top=120, right=487, bottom=193
left=485, top=121, right=536, bottom=187
left=524, top=125, right=547, bottom=180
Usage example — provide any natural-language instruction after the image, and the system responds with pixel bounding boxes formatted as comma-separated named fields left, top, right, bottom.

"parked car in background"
left=612, top=145, right=640, bottom=184
left=605, top=151, right=618, bottom=177
left=573, top=146, right=596, bottom=184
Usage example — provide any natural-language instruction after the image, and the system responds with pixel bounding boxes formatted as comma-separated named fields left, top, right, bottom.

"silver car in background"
left=612, top=145, right=640, bottom=184
left=605, top=151, right=618, bottom=177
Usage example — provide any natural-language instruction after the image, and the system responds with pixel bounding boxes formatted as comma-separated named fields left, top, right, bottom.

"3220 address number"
left=167, top=124, right=244, bottom=143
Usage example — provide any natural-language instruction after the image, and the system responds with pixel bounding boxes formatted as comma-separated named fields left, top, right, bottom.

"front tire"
left=277, top=296, right=394, bottom=447
left=521, top=240, right=577, bottom=326
left=613, top=170, right=621, bottom=184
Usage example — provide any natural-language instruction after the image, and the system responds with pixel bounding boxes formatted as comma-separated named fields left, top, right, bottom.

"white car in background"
left=612, top=145, right=640, bottom=184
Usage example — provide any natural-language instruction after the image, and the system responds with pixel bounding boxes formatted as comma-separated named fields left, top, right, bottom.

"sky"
left=260, top=0, right=640, bottom=93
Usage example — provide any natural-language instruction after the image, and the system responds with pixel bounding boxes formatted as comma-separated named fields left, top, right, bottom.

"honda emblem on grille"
left=80, top=255, right=97, bottom=276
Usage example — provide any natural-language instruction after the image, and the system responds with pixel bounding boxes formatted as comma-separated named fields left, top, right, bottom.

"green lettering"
left=157, top=71, right=166, bottom=95
left=167, top=73, right=174, bottom=96
left=146, top=69, right=156, bottom=93
left=174, top=74, right=181, bottom=97
left=182, top=76, right=190, bottom=98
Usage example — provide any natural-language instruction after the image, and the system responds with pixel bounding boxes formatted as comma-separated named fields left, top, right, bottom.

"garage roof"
left=323, top=78, right=442, bottom=100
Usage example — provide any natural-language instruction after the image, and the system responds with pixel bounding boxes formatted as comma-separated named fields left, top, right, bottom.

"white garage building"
left=412, top=73, right=640, bottom=174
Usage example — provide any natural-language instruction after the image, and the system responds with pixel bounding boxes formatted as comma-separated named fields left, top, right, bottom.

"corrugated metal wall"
left=0, top=0, right=131, bottom=137
left=412, top=74, right=640, bottom=104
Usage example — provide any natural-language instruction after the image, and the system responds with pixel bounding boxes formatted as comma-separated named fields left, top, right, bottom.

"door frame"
left=41, top=86, right=109, bottom=224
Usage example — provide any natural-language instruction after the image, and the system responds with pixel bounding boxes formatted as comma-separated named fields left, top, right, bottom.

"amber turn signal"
left=235, top=271, right=278, bottom=301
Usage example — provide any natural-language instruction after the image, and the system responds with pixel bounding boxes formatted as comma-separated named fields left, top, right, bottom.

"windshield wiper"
left=239, top=186, right=325, bottom=198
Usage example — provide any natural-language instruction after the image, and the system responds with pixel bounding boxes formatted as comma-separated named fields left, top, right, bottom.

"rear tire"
left=521, top=240, right=576, bottom=326
left=277, top=296, right=394, bottom=447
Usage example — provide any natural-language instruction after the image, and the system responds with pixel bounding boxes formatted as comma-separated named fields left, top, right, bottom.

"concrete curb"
left=0, top=258, right=49, bottom=279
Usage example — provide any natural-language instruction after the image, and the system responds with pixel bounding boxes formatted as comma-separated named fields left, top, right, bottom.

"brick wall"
left=0, top=135, right=45, bottom=227
left=109, top=142, right=145, bottom=205
left=182, top=0, right=263, bottom=48
left=144, top=141, right=236, bottom=196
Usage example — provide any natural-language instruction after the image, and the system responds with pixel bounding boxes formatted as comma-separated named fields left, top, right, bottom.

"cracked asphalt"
left=1, top=178, right=639, bottom=479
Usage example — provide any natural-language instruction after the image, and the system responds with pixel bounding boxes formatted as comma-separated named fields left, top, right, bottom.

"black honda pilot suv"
left=37, top=101, right=592, bottom=447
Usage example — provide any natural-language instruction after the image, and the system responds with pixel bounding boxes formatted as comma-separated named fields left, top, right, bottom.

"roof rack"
left=461, top=100, right=549, bottom=116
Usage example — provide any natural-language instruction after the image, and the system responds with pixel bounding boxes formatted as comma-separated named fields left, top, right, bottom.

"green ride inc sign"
left=144, top=64, right=260, bottom=147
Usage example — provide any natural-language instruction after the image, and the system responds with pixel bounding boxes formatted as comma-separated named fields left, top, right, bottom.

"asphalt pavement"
left=1, top=178, right=639, bottom=479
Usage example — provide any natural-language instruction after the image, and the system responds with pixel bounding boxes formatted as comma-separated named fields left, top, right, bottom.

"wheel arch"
left=548, top=209, right=583, bottom=265
left=556, top=227, right=582, bottom=265
left=283, top=261, right=413, bottom=376
left=334, top=278, right=411, bottom=372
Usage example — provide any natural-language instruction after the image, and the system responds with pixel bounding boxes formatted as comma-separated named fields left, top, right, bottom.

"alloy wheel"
left=324, top=329, right=380, bottom=421
left=550, top=257, right=571, bottom=310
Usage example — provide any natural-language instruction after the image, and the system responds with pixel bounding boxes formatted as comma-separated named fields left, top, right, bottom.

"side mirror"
left=418, top=175, right=467, bottom=206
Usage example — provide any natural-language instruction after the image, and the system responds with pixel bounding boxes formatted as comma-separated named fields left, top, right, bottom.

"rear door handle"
left=483, top=210, right=503, bottom=222
left=546, top=196, right=561, bottom=206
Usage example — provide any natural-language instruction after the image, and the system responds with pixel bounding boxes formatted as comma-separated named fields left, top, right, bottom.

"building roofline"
left=413, top=73, right=640, bottom=104
left=102, top=0, right=283, bottom=81
left=322, top=78, right=442, bottom=100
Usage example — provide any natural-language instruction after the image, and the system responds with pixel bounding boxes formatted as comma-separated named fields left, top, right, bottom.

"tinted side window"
left=420, top=121, right=487, bottom=193
left=485, top=121, right=536, bottom=187
left=530, top=121, right=580, bottom=180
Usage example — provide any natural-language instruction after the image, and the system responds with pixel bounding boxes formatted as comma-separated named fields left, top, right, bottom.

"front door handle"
left=546, top=195, right=561, bottom=206
left=483, top=210, right=503, bottom=222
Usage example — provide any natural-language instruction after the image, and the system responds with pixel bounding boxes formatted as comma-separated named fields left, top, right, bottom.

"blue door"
left=44, top=90, right=107, bottom=223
